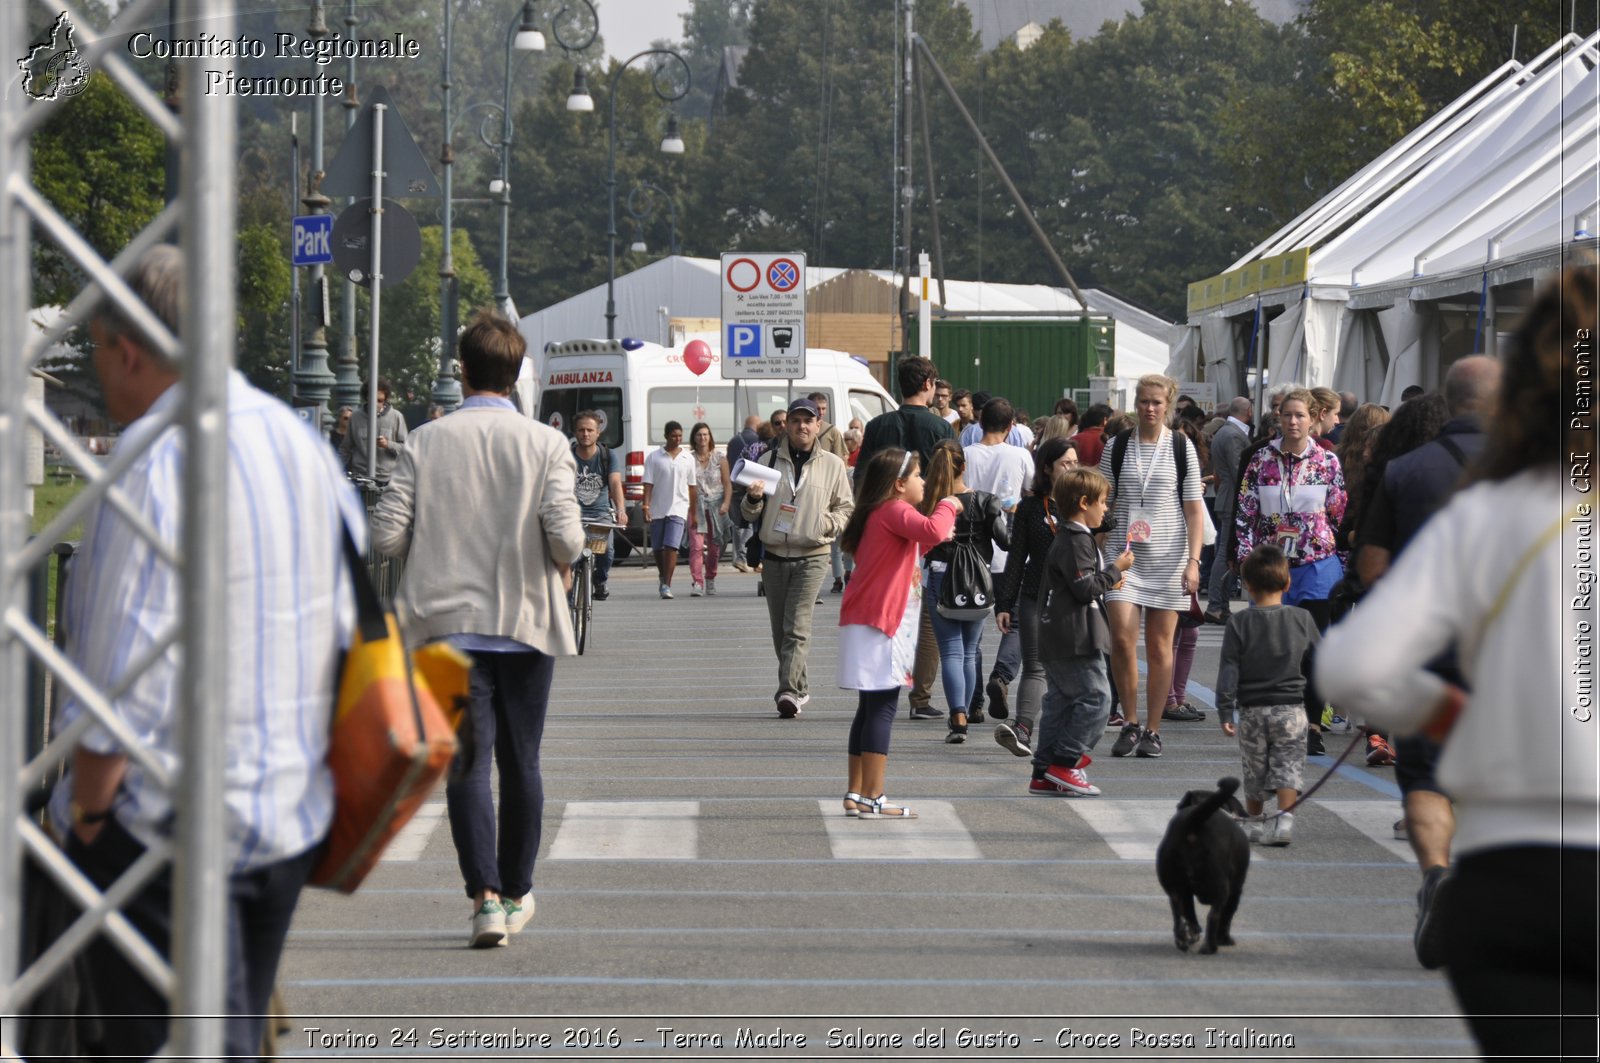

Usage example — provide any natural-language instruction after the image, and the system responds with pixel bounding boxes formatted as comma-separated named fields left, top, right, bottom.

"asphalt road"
left=277, top=563, right=1474, bottom=1061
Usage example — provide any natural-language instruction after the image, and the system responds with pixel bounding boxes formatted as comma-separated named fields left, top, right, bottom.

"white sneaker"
left=659, top=584, right=673, bottom=599
left=469, top=899, right=508, bottom=948
left=691, top=582, right=705, bottom=597
left=503, top=893, right=535, bottom=934
left=706, top=579, right=716, bottom=596
left=1247, top=821, right=1265, bottom=844
left=1264, top=812, right=1294, bottom=847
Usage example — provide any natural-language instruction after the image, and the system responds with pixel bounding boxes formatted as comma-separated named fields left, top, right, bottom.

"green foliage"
left=667, top=0, right=753, bottom=120
left=375, top=225, right=495, bottom=402
left=237, top=223, right=293, bottom=395
left=30, top=73, right=165, bottom=306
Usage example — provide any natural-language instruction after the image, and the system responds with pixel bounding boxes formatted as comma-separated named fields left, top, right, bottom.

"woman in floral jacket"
left=1233, top=388, right=1348, bottom=624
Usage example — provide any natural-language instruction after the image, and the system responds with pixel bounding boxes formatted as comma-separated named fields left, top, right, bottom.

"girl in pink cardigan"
left=837, top=448, right=961, bottom=819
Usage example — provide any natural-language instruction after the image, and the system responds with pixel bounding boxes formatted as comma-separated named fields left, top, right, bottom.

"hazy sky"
left=596, top=0, right=695, bottom=63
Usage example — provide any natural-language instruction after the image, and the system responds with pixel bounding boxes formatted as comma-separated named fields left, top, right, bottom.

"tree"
left=236, top=223, right=293, bottom=395
left=661, top=0, right=753, bottom=120
left=30, top=73, right=165, bottom=307
left=375, top=224, right=494, bottom=402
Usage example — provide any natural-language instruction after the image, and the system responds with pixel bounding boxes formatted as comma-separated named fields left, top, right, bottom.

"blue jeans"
left=926, top=568, right=984, bottom=720
left=447, top=649, right=554, bottom=899
left=1035, top=654, right=1112, bottom=770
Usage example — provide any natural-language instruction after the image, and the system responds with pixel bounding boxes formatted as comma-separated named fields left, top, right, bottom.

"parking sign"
left=292, top=214, right=334, bottom=267
left=720, top=252, right=806, bottom=379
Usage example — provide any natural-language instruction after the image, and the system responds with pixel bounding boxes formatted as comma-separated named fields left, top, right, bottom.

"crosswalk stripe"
left=818, top=799, right=983, bottom=860
left=1319, top=800, right=1414, bottom=862
left=1065, top=799, right=1276, bottom=863
left=547, top=800, right=699, bottom=860
left=383, top=802, right=446, bottom=861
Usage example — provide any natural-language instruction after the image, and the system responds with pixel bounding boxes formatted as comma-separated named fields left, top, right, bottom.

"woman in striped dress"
left=1098, top=374, right=1207, bottom=760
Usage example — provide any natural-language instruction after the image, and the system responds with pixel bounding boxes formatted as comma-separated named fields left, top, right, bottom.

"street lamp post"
left=605, top=50, right=689, bottom=339
left=626, top=180, right=679, bottom=256
left=489, top=0, right=597, bottom=321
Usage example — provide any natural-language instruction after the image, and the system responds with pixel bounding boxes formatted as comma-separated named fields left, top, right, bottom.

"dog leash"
left=1233, top=729, right=1367, bottom=823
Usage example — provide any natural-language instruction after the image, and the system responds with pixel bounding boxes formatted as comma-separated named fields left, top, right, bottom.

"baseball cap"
left=787, top=397, right=820, bottom=419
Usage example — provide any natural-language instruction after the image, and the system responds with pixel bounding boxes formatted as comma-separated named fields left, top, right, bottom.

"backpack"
left=1109, top=427, right=1189, bottom=499
left=936, top=497, right=997, bottom=621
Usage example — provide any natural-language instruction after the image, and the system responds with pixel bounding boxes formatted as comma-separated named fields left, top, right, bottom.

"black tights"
left=848, top=688, right=900, bottom=756
left=1442, top=846, right=1597, bottom=1060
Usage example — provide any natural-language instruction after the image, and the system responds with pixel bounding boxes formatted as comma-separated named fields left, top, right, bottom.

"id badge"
left=774, top=502, right=798, bottom=535
left=1275, top=524, right=1301, bottom=560
left=1127, top=508, right=1154, bottom=544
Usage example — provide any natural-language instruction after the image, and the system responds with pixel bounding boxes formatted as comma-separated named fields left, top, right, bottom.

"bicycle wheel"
left=579, top=557, right=598, bottom=656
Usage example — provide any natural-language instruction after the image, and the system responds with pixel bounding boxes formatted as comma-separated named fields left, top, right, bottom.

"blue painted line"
left=287, top=975, right=1448, bottom=991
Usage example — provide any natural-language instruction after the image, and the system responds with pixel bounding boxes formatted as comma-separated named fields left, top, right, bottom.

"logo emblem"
left=18, top=12, right=90, bottom=101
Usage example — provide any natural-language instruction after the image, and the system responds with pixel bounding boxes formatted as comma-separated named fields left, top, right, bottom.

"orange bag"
left=311, top=530, right=468, bottom=893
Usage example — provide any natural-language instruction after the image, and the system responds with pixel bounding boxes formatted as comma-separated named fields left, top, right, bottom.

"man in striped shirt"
left=49, top=245, right=364, bottom=1058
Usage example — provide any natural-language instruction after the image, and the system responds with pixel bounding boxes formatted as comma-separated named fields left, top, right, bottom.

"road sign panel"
left=331, top=198, right=423, bottom=286
left=766, top=257, right=800, bottom=292
left=292, top=214, right=333, bottom=266
left=321, top=85, right=440, bottom=199
left=720, top=251, right=806, bottom=380
left=726, top=324, right=761, bottom=358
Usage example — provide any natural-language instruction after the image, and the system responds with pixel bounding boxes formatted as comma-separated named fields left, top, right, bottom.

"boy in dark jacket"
left=1032, top=467, right=1134, bottom=796
left=1216, top=543, right=1322, bottom=846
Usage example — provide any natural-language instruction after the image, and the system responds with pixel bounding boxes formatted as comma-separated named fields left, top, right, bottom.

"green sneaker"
left=469, top=898, right=507, bottom=948
left=502, top=893, right=536, bottom=934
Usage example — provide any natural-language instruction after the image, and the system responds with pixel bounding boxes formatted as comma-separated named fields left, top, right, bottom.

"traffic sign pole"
left=366, top=103, right=385, bottom=483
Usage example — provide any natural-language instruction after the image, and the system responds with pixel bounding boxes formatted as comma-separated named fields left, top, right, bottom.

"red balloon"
left=683, top=339, right=713, bottom=376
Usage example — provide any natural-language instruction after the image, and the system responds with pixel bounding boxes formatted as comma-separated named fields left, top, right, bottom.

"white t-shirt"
left=643, top=447, right=697, bottom=519
left=961, top=422, right=1034, bottom=449
left=963, top=441, right=1036, bottom=572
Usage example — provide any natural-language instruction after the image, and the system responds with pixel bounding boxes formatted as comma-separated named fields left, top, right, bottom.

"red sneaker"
left=1366, top=734, right=1396, bottom=766
left=1040, top=765, right=1101, bottom=796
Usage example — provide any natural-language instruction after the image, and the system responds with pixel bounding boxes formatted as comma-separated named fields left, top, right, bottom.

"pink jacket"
left=839, top=499, right=958, bottom=636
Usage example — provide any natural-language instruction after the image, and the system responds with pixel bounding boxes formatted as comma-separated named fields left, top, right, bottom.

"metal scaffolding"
left=2, top=0, right=234, bottom=1057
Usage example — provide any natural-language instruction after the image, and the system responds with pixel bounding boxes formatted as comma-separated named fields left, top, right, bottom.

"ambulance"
left=519, top=338, right=896, bottom=547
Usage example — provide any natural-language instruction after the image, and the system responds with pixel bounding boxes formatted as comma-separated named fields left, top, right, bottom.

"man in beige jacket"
left=741, top=397, right=855, bottom=718
left=371, top=311, right=583, bottom=949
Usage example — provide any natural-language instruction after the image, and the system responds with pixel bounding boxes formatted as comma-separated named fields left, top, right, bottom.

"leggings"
left=1167, top=623, right=1197, bottom=706
left=848, top=687, right=900, bottom=756
left=1442, top=846, right=1598, bottom=1060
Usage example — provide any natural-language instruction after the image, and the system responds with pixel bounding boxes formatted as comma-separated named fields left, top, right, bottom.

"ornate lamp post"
left=605, top=50, right=689, bottom=338
left=487, top=0, right=598, bottom=321
left=626, top=180, right=679, bottom=256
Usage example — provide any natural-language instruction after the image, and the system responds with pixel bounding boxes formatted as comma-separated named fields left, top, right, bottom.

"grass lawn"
left=30, top=471, right=88, bottom=637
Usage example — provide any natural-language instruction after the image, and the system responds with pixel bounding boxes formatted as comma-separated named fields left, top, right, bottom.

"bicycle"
left=571, top=521, right=624, bottom=655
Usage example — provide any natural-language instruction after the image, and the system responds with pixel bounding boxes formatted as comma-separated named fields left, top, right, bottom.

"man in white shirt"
left=641, top=420, right=698, bottom=599
left=963, top=397, right=1037, bottom=718
left=961, top=391, right=1035, bottom=449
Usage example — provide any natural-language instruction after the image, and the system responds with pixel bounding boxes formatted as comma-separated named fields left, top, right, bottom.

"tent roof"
left=1189, top=31, right=1599, bottom=316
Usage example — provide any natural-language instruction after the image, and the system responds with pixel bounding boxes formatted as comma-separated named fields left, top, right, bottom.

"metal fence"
left=2, top=1, right=237, bottom=1057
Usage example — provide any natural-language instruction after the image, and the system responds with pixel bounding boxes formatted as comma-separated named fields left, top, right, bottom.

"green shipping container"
left=907, top=318, right=1115, bottom=420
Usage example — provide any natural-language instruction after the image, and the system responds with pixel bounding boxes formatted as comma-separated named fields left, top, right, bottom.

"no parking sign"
left=719, top=251, right=806, bottom=379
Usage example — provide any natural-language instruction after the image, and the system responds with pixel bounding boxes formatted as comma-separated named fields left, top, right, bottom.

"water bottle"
left=999, top=473, right=1018, bottom=513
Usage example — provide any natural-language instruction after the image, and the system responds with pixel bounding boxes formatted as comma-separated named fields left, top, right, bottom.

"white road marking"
left=1067, top=800, right=1271, bottom=862
left=548, top=800, right=699, bottom=860
left=383, top=802, right=446, bottom=861
left=818, top=799, right=983, bottom=860
left=1318, top=800, right=1415, bottom=862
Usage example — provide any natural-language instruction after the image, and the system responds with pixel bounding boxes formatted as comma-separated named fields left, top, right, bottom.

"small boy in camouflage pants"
left=1216, top=544, right=1322, bottom=846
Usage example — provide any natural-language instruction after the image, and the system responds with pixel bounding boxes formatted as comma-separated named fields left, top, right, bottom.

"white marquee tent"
left=1171, top=30, right=1600, bottom=406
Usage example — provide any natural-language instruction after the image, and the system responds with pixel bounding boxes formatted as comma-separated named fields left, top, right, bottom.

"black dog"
left=1155, top=776, right=1249, bottom=954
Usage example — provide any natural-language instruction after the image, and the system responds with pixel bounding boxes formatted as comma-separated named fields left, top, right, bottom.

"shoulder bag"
left=311, top=527, right=469, bottom=893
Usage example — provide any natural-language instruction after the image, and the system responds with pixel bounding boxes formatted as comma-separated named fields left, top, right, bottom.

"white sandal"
left=843, top=791, right=868, bottom=817
left=858, top=795, right=917, bottom=820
